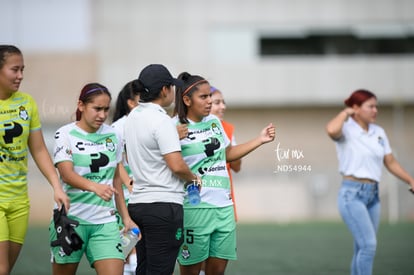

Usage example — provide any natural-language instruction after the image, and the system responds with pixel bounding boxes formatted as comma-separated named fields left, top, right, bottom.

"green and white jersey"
left=173, top=114, right=232, bottom=208
left=0, top=91, right=41, bottom=202
left=111, top=115, right=132, bottom=200
left=53, top=122, right=122, bottom=225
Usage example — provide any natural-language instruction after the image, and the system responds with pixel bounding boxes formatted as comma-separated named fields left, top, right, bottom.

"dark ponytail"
left=112, top=80, right=140, bottom=122
left=137, top=79, right=163, bottom=103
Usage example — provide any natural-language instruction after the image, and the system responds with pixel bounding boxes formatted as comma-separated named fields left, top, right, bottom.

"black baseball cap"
left=138, top=64, right=183, bottom=94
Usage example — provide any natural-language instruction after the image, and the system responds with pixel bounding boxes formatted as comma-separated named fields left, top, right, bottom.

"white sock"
left=129, top=253, right=137, bottom=266
left=123, top=263, right=131, bottom=275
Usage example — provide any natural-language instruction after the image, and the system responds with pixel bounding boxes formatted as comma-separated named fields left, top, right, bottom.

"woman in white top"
left=124, top=64, right=200, bottom=275
left=326, top=89, right=414, bottom=275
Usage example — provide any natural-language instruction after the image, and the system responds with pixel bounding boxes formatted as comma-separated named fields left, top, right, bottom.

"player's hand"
left=343, top=107, right=355, bottom=117
left=54, top=188, right=70, bottom=212
left=260, top=123, right=276, bottom=144
left=177, top=124, right=188, bottom=140
left=94, top=184, right=117, bottom=201
left=122, top=219, right=141, bottom=240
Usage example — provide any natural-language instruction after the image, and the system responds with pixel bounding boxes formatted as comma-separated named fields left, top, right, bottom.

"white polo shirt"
left=124, top=102, right=185, bottom=204
left=335, top=117, right=392, bottom=182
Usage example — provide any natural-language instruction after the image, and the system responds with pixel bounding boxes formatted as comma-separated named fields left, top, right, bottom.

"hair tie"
left=84, top=87, right=103, bottom=96
left=210, top=86, right=218, bottom=93
left=182, top=80, right=208, bottom=97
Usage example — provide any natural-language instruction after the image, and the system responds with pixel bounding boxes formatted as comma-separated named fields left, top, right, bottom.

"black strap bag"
left=50, top=205, right=84, bottom=256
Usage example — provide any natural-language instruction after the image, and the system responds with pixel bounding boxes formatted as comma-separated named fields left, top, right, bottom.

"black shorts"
left=128, top=202, right=184, bottom=275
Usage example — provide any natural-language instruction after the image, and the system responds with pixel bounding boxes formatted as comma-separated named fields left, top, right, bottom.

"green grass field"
left=12, top=222, right=414, bottom=275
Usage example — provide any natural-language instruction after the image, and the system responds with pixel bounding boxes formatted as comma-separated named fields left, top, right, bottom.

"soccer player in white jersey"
left=50, top=83, right=137, bottom=275
left=111, top=80, right=140, bottom=275
left=173, top=72, right=275, bottom=275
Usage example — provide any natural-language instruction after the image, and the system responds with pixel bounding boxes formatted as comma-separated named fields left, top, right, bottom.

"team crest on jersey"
left=378, top=136, right=385, bottom=147
left=211, top=122, right=222, bottom=135
left=175, top=228, right=182, bottom=240
left=181, top=245, right=190, bottom=259
left=58, top=247, right=67, bottom=257
left=18, top=106, right=29, bottom=120
left=105, top=138, right=115, bottom=152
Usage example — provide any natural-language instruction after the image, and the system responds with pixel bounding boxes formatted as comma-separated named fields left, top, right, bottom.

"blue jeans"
left=338, top=179, right=380, bottom=275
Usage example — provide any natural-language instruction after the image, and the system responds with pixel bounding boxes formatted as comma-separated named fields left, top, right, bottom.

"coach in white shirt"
left=124, top=64, right=200, bottom=275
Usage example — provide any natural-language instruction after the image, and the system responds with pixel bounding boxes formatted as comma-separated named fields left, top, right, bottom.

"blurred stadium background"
left=2, top=0, right=414, bottom=225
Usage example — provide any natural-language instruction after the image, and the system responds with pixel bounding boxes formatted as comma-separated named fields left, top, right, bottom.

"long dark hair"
left=174, top=72, right=208, bottom=124
left=76, top=83, right=111, bottom=121
left=0, top=45, right=22, bottom=69
left=112, top=80, right=140, bottom=122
